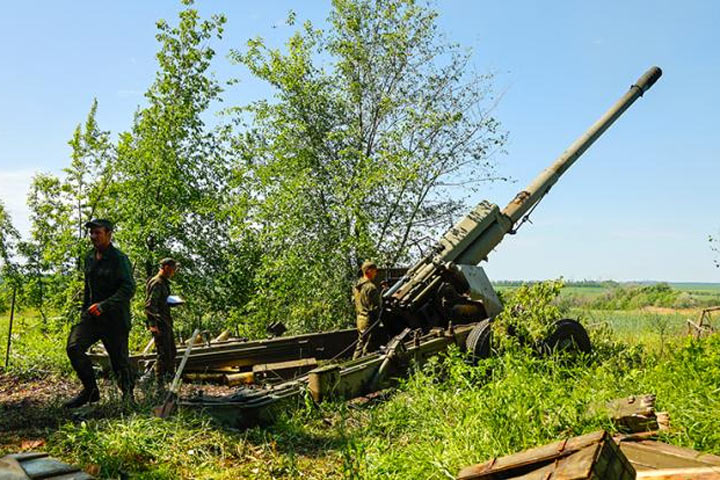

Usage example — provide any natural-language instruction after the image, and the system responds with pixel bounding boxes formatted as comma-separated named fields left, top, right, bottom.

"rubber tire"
left=542, top=319, right=592, bottom=354
left=465, top=320, right=493, bottom=364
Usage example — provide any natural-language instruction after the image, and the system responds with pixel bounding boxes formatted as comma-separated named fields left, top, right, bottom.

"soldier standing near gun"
left=145, top=257, right=179, bottom=392
left=353, top=260, right=382, bottom=359
left=64, top=219, right=136, bottom=408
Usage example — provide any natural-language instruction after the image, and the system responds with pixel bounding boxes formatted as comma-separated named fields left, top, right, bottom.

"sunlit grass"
left=4, top=300, right=720, bottom=479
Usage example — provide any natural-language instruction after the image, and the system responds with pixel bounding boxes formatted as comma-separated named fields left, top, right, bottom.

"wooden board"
left=618, top=438, right=720, bottom=472
left=636, top=466, right=720, bottom=479
left=457, top=431, right=635, bottom=480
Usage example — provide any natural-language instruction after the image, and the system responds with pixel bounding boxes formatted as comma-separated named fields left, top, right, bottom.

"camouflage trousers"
left=66, top=316, right=134, bottom=395
left=352, top=315, right=373, bottom=360
left=152, top=321, right=177, bottom=384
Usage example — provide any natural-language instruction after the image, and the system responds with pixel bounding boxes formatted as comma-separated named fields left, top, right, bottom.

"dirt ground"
left=0, top=372, right=236, bottom=456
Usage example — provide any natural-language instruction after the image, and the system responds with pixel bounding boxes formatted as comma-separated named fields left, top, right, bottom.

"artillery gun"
left=375, top=66, right=663, bottom=357
left=160, top=67, right=661, bottom=426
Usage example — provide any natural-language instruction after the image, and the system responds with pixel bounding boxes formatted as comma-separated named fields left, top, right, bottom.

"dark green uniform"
left=145, top=273, right=176, bottom=380
left=352, top=277, right=381, bottom=359
left=66, top=244, right=136, bottom=395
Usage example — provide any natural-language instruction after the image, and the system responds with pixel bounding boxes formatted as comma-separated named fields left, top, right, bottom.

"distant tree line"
left=0, top=0, right=506, bottom=338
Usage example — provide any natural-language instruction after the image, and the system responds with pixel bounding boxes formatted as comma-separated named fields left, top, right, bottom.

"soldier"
left=64, top=219, right=136, bottom=408
left=145, top=257, right=179, bottom=391
left=352, top=260, right=382, bottom=359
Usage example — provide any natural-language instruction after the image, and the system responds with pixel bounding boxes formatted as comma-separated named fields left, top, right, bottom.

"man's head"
left=361, top=260, right=378, bottom=281
left=159, top=257, right=180, bottom=279
left=84, top=219, right=113, bottom=250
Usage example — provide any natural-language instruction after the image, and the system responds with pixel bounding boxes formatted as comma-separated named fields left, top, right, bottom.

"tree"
left=20, top=101, right=116, bottom=324
left=230, top=0, right=506, bottom=331
left=0, top=200, right=20, bottom=309
left=111, top=6, right=257, bottom=329
left=0, top=200, right=19, bottom=273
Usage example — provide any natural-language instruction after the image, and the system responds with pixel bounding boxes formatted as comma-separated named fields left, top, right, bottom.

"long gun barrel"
left=390, top=67, right=662, bottom=311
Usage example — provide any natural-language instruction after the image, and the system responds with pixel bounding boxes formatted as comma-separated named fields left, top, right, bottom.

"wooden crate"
left=617, top=434, right=720, bottom=479
left=457, top=431, right=635, bottom=480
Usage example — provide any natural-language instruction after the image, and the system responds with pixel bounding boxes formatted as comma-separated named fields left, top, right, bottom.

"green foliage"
left=589, top=282, right=682, bottom=310
left=14, top=101, right=115, bottom=327
left=110, top=7, right=258, bottom=331
left=230, top=0, right=505, bottom=332
left=492, top=279, right=566, bottom=350
left=0, top=199, right=20, bottom=310
left=547, top=282, right=720, bottom=311
left=8, top=0, right=506, bottom=338
left=0, top=310, right=73, bottom=378
left=50, top=413, right=241, bottom=479
left=0, top=199, right=19, bottom=273
left=12, top=6, right=258, bottom=335
left=5, top=303, right=720, bottom=478
left=349, top=335, right=720, bottom=478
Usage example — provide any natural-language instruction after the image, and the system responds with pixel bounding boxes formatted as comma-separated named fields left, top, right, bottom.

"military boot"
left=63, top=387, right=100, bottom=409
left=118, top=368, right=136, bottom=408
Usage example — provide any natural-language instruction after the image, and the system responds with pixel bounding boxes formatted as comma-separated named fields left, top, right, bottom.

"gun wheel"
left=465, top=320, right=492, bottom=364
left=542, top=319, right=592, bottom=354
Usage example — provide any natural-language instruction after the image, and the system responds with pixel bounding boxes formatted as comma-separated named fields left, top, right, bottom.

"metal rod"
left=5, top=286, right=17, bottom=368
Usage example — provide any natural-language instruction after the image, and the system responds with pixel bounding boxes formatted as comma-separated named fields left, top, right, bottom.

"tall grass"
left=0, top=310, right=73, bottom=378
left=34, top=332, right=720, bottom=479
left=351, top=334, right=720, bottom=478
left=5, top=288, right=720, bottom=479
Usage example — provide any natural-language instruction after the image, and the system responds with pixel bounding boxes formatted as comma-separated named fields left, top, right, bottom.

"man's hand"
left=148, top=325, right=159, bottom=334
left=88, top=303, right=102, bottom=316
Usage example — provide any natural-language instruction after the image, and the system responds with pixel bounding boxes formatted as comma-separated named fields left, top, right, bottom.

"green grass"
left=4, top=291, right=720, bottom=479
left=0, top=310, right=156, bottom=379
left=37, top=333, right=720, bottom=479
left=350, top=335, right=720, bottom=478
left=0, top=310, right=73, bottom=378
left=573, top=308, right=693, bottom=348
left=669, top=282, right=720, bottom=293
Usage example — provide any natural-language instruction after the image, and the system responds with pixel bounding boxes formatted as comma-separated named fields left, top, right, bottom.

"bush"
left=492, top=279, right=568, bottom=351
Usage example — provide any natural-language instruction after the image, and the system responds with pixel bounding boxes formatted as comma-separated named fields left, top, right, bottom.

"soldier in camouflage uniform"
left=352, top=260, right=382, bottom=359
left=145, top=257, right=179, bottom=390
left=64, top=219, right=136, bottom=408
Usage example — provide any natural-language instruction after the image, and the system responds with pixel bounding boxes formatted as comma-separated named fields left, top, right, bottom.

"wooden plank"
left=619, top=440, right=720, bottom=471
left=457, top=431, right=635, bottom=480
left=457, top=431, right=607, bottom=479
left=636, top=466, right=720, bottom=479
left=633, top=440, right=720, bottom=466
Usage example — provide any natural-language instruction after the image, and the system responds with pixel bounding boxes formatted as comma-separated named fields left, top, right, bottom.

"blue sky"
left=0, top=1, right=718, bottom=282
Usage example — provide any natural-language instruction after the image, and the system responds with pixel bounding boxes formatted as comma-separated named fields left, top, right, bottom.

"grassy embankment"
left=1, top=282, right=720, bottom=479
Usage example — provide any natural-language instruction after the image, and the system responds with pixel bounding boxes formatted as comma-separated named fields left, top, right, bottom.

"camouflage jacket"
left=353, top=277, right=381, bottom=321
left=145, top=273, right=172, bottom=328
left=83, top=244, right=136, bottom=329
